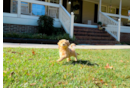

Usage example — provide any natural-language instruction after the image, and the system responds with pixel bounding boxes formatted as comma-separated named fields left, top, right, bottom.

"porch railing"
left=99, top=11, right=121, bottom=41
left=59, top=4, right=74, bottom=38
left=102, top=12, right=130, bottom=20
left=3, top=0, right=75, bottom=38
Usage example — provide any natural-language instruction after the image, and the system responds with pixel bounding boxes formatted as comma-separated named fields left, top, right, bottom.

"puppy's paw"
left=74, top=59, right=77, bottom=62
left=67, top=60, right=71, bottom=62
left=67, top=58, right=71, bottom=62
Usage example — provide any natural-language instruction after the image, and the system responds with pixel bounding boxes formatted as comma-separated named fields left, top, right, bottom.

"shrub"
left=3, top=32, right=20, bottom=38
left=37, top=15, right=54, bottom=35
left=53, top=27, right=66, bottom=35
left=97, top=21, right=102, bottom=26
left=3, top=33, right=76, bottom=42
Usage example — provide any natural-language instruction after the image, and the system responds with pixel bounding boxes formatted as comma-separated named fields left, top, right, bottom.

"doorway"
left=3, top=0, right=11, bottom=13
left=94, top=4, right=98, bottom=23
left=63, top=0, right=67, bottom=9
left=71, top=0, right=82, bottom=23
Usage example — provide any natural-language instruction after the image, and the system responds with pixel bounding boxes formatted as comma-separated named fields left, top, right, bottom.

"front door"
left=71, top=0, right=82, bottom=23
left=94, top=4, right=98, bottom=23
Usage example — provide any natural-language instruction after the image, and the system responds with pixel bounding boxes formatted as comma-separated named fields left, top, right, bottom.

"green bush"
left=52, top=27, right=65, bottom=35
left=3, top=32, right=76, bottom=42
left=37, top=15, right=54, bottom=35
left=97, top=21, right=102, bottom=26
left=3, top=32, right=20, bottom=38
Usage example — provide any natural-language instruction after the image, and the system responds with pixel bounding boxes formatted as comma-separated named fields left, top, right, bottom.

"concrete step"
left=74, top=26, right=118, bottom=45
left=75, top=36, right=115, bottom=40
left=77, top=40, right=118, bottom=45
left=74, top=32, right=110, bottom=36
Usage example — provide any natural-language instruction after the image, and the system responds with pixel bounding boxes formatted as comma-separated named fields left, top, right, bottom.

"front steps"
left=74, top=26, right=119, bottom=45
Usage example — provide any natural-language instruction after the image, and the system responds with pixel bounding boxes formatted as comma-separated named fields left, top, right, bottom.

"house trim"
left=103, top=12, right=129, bottom=19
left=3, top=14, right=61, bottom=27
left=21, top=0, right=60, bottom=7
left=3, top=13, right=18, bottom=17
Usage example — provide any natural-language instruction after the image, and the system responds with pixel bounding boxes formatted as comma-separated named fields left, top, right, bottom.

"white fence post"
left=70, top=12, right=74, bottom=38
left=99, top=11, right=101, bottom=22
left=59, top=0, right=62, bottom=21
left=59, top=6, right=61, bottom=21
left=117, top=19, right=121, bottom=42
left=98, top=0, right=102, bottom=22
left=17, top=0, right=21, bottom=17
left=59, top=0, right=62, bottom=5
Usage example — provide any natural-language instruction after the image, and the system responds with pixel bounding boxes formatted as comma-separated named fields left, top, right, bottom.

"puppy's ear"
left=66, top=40, right=70, bottom=46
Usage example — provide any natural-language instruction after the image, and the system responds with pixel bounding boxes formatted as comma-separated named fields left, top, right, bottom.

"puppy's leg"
left=57, top=57, right=66, bottom=62
left=67, top=57, right=71, bottom=62
left=74, top=53, right=78, bottom=61
left=74, top=57, right=78, bottom=61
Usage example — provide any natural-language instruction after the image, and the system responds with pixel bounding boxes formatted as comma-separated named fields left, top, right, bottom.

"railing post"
left=17, top=0, right=21, bottom=17
left=98, top=0, right=102, bottom=22
left=59, top=0, right=62, bottom=5
left=117, top=19, right=121, bottom=42
left=119, top=0, right=122, bottom=21
left=99, top=11, right=101, bottom=22
left=59, top=0, right=62, bottom=21
left=70, top=12, right=74, bottom=38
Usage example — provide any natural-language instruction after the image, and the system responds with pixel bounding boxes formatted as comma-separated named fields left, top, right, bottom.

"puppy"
left=57, top=39, right=78, bottom=62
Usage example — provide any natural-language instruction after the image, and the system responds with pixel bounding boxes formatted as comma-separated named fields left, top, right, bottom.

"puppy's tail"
left=70, top=43, right=76, bottom=48
left=70, top=43, right=80, bottom=55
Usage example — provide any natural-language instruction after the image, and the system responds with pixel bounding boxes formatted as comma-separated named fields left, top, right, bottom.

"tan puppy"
left=57, top=39, right=78, bottom=62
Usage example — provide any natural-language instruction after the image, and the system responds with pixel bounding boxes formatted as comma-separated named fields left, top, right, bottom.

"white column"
left=59, top=0, right=62, bottom=21
left=99, top=0, right=102, bottom=12
left=117, top=0, right=122, bottom=42
left=70, top=12, right=74, bottom=38
left=119, top=0, right=122, bottom=20
left=117, top=19, right=121, bottom=42
left=10, top=0, right=13, bottom=13
left=59, top=0, right=62, bottom=5
left=98, top=0, right=102, bottom=21
left=17, top=0, right=21, bottom=17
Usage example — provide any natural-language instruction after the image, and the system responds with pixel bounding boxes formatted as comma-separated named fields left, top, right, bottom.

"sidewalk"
left=3, top=43, right=130, bottom=49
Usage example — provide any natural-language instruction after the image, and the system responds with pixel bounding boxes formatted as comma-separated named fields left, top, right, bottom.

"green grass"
left=3, top=48, right=130, bottom=88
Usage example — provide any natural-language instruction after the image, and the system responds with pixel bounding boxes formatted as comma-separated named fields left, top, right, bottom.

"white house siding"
left=3, top=16, right=61, bottom=28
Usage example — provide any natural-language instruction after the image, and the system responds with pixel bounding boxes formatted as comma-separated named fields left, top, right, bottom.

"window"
left=101, top=6, right=107, bottom=12
left=12, top=0, right=18, bottom=13
left=32, top=4, right=45, bottom=16
left=11, top=0, right=29, bottom=14
left=21, top=2, right=29, bottom=15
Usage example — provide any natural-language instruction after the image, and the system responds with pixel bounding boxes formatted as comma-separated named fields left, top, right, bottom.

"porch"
left=3, top=0, right=130, bottom=44
left=3, top=0, right=62, bottom=27
left=65, top=0, right=130, bottom=26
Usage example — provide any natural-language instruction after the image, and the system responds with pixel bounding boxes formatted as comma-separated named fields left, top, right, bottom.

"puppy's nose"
left=63, top=44, right=65, bottom=46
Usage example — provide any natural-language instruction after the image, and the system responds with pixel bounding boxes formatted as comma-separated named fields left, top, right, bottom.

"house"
left=3, top=0, right=130, bottom=44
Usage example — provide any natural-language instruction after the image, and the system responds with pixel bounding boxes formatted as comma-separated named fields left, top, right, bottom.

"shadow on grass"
left=63, top=60, right=99, bottom=66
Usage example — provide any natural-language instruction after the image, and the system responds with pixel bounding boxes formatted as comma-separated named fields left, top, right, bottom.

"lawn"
left=3, top=48, right=130, bottom=88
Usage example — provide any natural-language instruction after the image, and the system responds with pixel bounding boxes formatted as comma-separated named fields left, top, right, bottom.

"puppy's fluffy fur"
left=57, top=39, right=78, bottom=62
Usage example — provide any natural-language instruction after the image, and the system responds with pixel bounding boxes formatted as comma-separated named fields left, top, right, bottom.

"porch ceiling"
left=84, top=0, right=130, bottom=9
